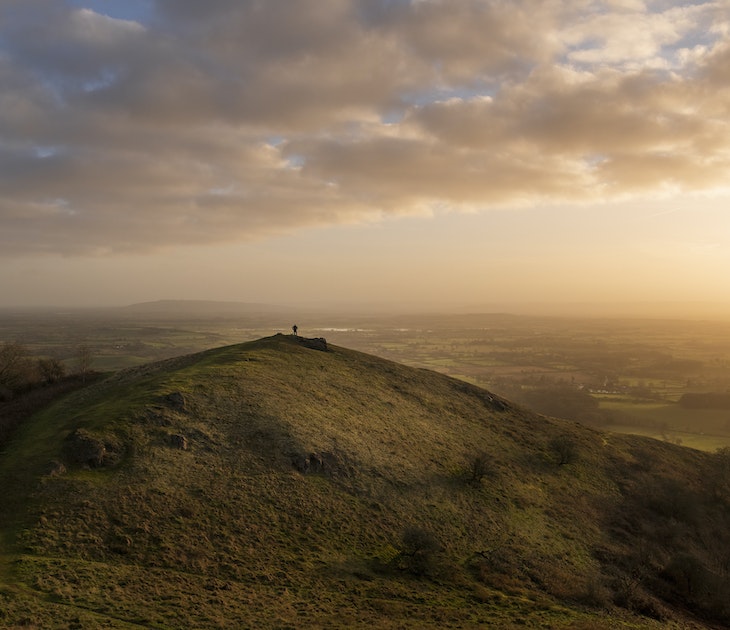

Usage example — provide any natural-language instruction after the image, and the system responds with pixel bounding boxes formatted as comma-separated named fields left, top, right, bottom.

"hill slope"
left=1, top=334, right=729, bottom=628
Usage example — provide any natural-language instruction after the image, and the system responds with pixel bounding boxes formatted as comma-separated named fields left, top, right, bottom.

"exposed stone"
left=63, top=428, right=122, bottom=468
left=165, top=391, right=186, bottom=410
left=169, top=433, right=188, bottom=450
left=455, top=380, right=510, bottom=412
left=44, top=459, right=67, bottom=477
left=64, top=429, right=106, bottom=467
left=143, top=408, right=174, bottom=426
left=303, top=452, right=324, bottom=473
left=299, top=337, right=328, bottom=352
left=108, top=530, right=133, bottom=555
left=292, top=454, right=310, bottom=473
left=293, top=450, right=354, bottom=478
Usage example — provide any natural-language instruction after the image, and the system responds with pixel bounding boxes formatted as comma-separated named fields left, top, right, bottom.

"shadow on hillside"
left=0, top=375, right=102, bottom=452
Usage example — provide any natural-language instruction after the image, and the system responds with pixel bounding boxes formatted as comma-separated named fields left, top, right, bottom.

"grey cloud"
left=700, top=39, right=730, bottom=89
left=408, top=55, right=729, bottom=194
left=67, top=2, right=410, bottom=129
left=3, top=3, right=146, bottom=85
left=389, top=0, right=553, bottom=80
left=294, top=135, right=597, bottom=210
left=0, top=0, right=728, bottom=255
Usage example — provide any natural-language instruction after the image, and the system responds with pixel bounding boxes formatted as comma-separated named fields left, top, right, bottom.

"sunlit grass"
left=1, top=334, right=729, bottom=627
left=603, top=424, right=730, bottom=451
left=598, top=397, right=730, bottom=451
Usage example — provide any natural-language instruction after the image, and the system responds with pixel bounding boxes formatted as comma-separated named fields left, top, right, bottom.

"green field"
left=597, top=398, right=730, bottom=450
left=4, top=306, right=730, bottom=451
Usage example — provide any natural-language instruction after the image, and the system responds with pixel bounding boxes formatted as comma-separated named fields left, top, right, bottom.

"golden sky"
left=1, top=0, right=729, bottom=312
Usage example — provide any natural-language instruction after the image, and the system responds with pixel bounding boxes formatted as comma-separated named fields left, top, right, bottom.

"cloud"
left=0, top=0, right=729, bottom=255
left=561, top=4, right=702, bottom=68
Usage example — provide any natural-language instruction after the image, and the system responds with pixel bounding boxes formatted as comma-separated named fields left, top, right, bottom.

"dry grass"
left=0, top=334, right=726, bottom=628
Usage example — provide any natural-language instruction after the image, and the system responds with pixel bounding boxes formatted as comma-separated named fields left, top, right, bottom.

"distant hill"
left=119, top=299, right=294, bottom=315
left=1, top=335, right=729, bottom=628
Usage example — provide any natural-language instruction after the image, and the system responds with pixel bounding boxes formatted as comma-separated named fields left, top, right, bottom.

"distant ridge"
left=119, top=299, right=293, bottom=315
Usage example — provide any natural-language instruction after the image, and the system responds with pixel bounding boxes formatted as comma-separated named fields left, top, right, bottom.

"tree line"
left=0, top=341, right=94, bottom=401
left=678, top=392, right=730, bottom=410
left=0, top=341, right=97, bottom=451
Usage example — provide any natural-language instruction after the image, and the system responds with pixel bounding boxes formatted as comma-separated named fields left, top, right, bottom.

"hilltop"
left=1, top=334, right=729, bottom=628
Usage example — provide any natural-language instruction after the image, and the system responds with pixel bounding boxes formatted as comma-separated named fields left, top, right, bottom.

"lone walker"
left=292, top=324, right=298, bottom=336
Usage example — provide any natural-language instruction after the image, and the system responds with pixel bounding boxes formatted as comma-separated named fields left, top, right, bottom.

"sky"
left=1, top=0, right=730, bottom=314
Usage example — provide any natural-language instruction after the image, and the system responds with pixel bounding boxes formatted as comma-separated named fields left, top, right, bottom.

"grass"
left=0, top=334, right=728, bottom=628
left=602, top=424, right=730, bottom=451
left=599, top=397, right=730, bottom=451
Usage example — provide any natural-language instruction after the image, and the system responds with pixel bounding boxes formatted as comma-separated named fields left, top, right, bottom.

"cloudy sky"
left=2, top=0, right=730, bottom=313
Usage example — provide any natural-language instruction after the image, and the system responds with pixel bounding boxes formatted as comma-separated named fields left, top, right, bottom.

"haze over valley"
left=3, top=0, right=730, bottom=627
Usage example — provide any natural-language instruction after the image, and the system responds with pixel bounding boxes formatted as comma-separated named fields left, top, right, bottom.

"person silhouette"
left=292, top=324, right=298, bottom=336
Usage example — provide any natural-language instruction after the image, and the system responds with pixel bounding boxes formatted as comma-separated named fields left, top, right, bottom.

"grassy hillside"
left=1, top=334, right=729, bottom=628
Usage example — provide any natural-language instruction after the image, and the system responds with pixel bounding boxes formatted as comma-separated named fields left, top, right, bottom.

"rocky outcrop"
left=44, top=459, right=67, bottom=477
left=63, top=428, right=122, bottom=468
left=164, top=391, right=186, bottom=410
left=168, top=433, right=188, bottom=450
left=292, top=449, right=354, bottom=478
left=293, top=336, right=328, bottom=352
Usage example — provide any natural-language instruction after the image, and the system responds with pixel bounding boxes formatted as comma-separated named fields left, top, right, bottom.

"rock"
left=292, top=454, right=310, bottom=473
left=143, top=408, right=174, bottom=426
left=108, top=530, right=133, bottom=555
left=293, top=450, right=354, bottom=478
left=169, top=433, right=188, bottom=450
left=165, top=391, right=186, bottom=410
left=306, top=452, right=325, bottom=473
left=63, top=428, right=121, bottom=468
left=293, top=453, right=323, bottom=474
left=64, top=429, right=106, bottom=467
left=44, top=459, right=67, bottom=477
left=300, top=337, right=328, bottom=352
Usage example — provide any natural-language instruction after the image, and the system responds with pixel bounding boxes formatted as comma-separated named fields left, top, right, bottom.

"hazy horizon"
left=2, top=1, right=729, bottom=315
left=3, top=297, right=730, bottom=322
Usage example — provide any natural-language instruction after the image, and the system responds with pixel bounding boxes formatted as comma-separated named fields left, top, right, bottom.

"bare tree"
left=0, top=342, right=32, bottom=397
left=398, top=526, right=441, bottom=576
left=38, top=356, right=66, bottom=384
left=75, top=344, right=94, bottom=382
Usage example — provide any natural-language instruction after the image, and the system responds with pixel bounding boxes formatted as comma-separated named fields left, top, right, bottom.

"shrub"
left=74, top=345, right=94, bottom=382
left=467, top=451, right=493, bottom=484
left=549, top=435, right=578, bottom=466
left=580, top=576, right=611, bottom=608
left=663, top=553, right=712, bottom=602
left=38, top=357, right=66, bottom=384
left=707, top=447, right=730, bottom=502
left=0, top=342, right=34, bottom=394
left=397, top=526, right=441, bottom=576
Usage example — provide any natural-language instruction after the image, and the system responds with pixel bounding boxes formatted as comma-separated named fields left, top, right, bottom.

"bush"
left=397, top=526, right=441, bottom=576
left=0, top=342, right=34, bottom=394
left=664, top=553, right=712, bottom=602
left=707, top=447, right=730, bottom=502
left=38, top=357, right=66, bottom=384
left=74, top=345, right=94, bottom=382
left=580, top=576, right=612, bottom=608
left=467, top=451, right=494, bottom=484
left=549, top=435, right=578, bottom=466
left=679, top=392, right=730, bottom=410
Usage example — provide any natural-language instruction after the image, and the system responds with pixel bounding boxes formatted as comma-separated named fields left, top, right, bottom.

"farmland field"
left=3, top=306, right=730, bottom=451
